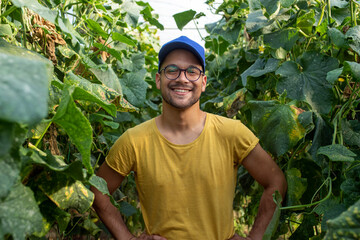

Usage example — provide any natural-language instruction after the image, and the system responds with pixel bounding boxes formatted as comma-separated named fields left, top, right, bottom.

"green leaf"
left=121, top=0, right=143, bottom=27
left=53, top=86, right=93, bottom=174
left=90, top=65, right=123, bottom=95
left=331, top=0, right=349, bottom=8
left=248, top=101, right=306, bottom=156
left=276, top=52, right=338, bottom=114
left=285, top=168, right=308, bottom=206
left=85, top=19, right=108, bottom=39
left=0, top=122, right=14, bottom=157
left=261, top=0, right=281, bottom=18
left=328, top=28, right=348, bottom=48
left=29, top=151, right=84, bottom=181
left=173, top=10, right=197, bottom=30
left=39, top=172, right=94, bottom=213
left=0, top=24, right=12, bottom=36
left=263, top=28, right=299, bottom=51
left=139, top=2, right=164, bottom=30
left=343, top=61, right=360, bottom=82
left=289, top=214, right=317, bottom=239
left=119, top=201, right=138, bottom=217
left=281, top=0, right=296, bottom=8
left=296, top=10, right=315, bottom=36
left=205, top=19, right=242, bottom=44
left=112, top=32, right=136, bottom=46
left=246, top=10, right=272, bottom=33
left=0, top=155, right=19, bottom=199
left=119, top=69, right=148, bottom=107
left=345, top=26, right=360, bottom=56
left=241, top=58, right=280, bottom=86
left=0, top=39, right=52, bottom=124
left=326, top=67, right=343, bottom=84
left=324, top=198, right=360, bottom=239
left=89, top=175, right=110, bottom=195
left=205, top=35, right=230, bottom=56
left=342, top=120, right=360, bottom=147
left=317, top=144, right=356, bottom=162
left=0, top=183, right=43, bottom=240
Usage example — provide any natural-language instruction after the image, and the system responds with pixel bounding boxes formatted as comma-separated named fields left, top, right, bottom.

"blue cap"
left=158, top=36, right=205, bottom=71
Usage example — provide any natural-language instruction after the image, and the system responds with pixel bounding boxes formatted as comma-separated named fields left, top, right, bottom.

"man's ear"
left=201, top=74, right=207, bottom=92
left=156, top=72, right=161, bottom=90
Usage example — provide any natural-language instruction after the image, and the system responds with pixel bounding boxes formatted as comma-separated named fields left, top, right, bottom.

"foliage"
left=0, top=0, right=162, bottom=238
left=1, top=0, right=360, bottom=239
left=191, top=0, right=359, bottom=238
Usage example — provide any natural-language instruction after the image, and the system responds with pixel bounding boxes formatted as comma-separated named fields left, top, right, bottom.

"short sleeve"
left=234, top=121, right=259, bottom=165
left=105, top=130, right=136, bottom=176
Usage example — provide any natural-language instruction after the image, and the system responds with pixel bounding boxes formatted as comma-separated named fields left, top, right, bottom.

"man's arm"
left=241, top=143, right=287, bottom=240
left=91, top=162, right=135, bottom=240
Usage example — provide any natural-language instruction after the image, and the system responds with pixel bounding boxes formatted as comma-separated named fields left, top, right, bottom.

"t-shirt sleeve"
left=105, top=130, right=136, bottom=176
left=234, top=121, right=259, bottom=165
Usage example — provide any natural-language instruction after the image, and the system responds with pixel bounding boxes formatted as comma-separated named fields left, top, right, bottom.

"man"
left=91, top=36, right=287, bottom=240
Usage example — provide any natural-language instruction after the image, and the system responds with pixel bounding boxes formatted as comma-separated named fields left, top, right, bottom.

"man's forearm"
left=92, top=191, right=134, bottom=240
left=247, top=187, right=280, bottom=240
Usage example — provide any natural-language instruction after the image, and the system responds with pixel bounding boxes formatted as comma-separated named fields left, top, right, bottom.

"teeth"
left=174, top=89, right=189, bottom=93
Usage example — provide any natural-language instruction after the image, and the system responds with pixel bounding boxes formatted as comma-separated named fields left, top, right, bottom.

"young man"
left=91, top=36, right=287, bottom=240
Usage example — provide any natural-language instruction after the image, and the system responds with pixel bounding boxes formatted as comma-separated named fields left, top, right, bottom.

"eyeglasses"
left=158, top=64, right=204, bottom=82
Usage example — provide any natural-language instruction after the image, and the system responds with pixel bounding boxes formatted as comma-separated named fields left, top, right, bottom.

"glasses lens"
left=185, top=67, right=201, bottom=81
left=164, top=65, right=180, bottom=80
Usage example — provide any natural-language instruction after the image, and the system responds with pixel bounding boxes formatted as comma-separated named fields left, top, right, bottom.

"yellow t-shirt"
left=106, top=113, right=259, bottom=240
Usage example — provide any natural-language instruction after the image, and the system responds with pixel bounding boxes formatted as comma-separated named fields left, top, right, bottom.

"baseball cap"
left=158, top=36, right=205, bottom=71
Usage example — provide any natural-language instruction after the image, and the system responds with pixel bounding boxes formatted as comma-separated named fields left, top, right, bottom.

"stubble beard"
left=161, top=84, right=201, bottom=110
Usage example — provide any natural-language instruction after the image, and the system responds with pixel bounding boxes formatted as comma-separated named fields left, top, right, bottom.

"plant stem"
left=35, top=120, right=53, bottom=148
left=327, top=0, right=332, bottom=24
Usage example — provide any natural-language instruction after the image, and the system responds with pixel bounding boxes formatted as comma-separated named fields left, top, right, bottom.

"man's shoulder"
left=126, top=118, right=155, bottom=136
left=207, top=112, right=241, bottom=126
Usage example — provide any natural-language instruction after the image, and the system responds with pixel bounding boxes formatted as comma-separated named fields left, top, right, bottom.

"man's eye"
left=166, top=66, right=179, bottom=74
left=186, top=67, right=198, bottom=74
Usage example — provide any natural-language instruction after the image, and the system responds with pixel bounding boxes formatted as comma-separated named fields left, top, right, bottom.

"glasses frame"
left=158, top=64, right=204, bottom=82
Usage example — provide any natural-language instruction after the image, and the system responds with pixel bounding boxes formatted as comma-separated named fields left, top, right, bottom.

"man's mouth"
left=173, top=89, right=191, bottom=93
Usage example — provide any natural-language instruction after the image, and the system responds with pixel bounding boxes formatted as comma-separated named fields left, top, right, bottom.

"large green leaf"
left=0, top=155, right=19, bottom=199
left=0, top=183, right=43, bottom=240
left=112, top=32, right=136, bottom=46
left=39, top=172, right=94, bottom=213
left=285, top=168, right=308, bottom=206
left=52, top=86, right=93, bottom=174
left=276, top=52, right=339, bottom=114
left=345, top=26, right=360, bottom=56
left=263, top=28, right=299, bottom=51
left=296, top=10, right=315, bottom=36
left=205, top=19, right=242, bottom=44
left=248, top=101, right=306, bottom=156
left=328, top=28, right=348, bottom=48
left=246, top=10, right=272, bottom=33
left=342, top=120, right=360, bottom=147
left=343, top=61, right=360, bottom=82
left=29, top=151, right=84, bottom=181
left=119, top=69, right=148, bottom=107
left=90, top=65, right=123, bottom=94
left=0, top=39, right=52, bottom=124
left=0, top=122, right=14, bottom=157
left=241, top=58, right=280, bottom=86
left=121, top=0, right=143, bottom=27
left=317, top=144, right=356, bottom=162
left=324, top=198, right=360, bottom=239
left=261, top=0, right=281, bottom=18
left=173, top=10, right=196, bottom=31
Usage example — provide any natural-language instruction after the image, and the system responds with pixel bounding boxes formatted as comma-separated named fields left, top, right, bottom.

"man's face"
left=156, top=49, right=207, bottom=110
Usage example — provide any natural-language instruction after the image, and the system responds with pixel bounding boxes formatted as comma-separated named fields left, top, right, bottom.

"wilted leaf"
left=0, top=183, right=43, bottom=240
left=223, top=88, right=247, bottom=117
left=324, top=198, right=360, bottom=239
left=248, top=101, right=306, bottom=156
left=39, top=172, right=94, bottom=213
left=317, top=144, right=356, bottom=162
left=0, top=39, right=52, bottom=124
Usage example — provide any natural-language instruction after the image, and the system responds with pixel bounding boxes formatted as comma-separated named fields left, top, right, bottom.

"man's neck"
left=155, top=101, right=207, bottom=144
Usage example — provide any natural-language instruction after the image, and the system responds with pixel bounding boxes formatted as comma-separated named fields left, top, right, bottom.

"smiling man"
left=91, top=36, right=287, bottom=240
